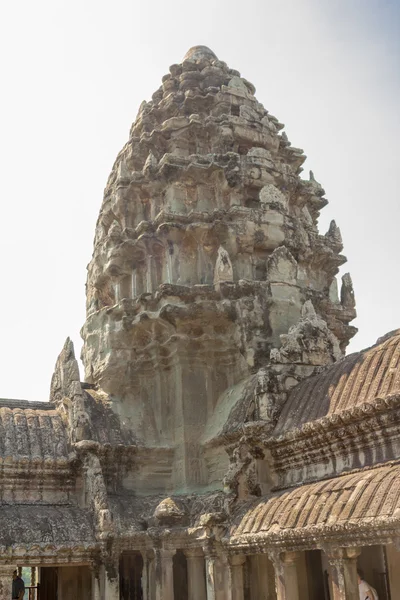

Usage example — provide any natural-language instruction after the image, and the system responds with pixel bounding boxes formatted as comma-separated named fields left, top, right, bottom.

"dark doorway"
left=305, top=550, right=328, bottom=600
left=39, top=567, right=58, bottom=600
left=173, top=550, right=188, bottom=600
left=359, top=545, right=391, bottom=600
left=120, top=552, right=143, bottom=600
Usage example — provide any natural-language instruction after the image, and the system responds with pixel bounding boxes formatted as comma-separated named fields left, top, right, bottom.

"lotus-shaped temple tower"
left=1, top=46, right=400, bottom=600
left=82, top=45, right=356, bottom=492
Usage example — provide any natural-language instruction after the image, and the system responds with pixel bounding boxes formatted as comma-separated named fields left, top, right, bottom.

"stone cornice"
left=225, top=519, right=400, bottom=554
left=0, top=543, right=98, bottom=564
left=74, top=439, right=174, bottom=462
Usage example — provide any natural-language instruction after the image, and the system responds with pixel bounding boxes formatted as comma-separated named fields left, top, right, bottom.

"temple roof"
left=230, top=462, right=400, bottom=546
left=0, top=404, right=69, bottom=461
left=0, top=505, right=95, bottom=549
left=274, top=329, right=400, bottom=434
left=0, top=399, right=54, bottom=410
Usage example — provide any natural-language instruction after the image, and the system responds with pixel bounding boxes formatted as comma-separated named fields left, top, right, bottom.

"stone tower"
left=82, top=45, right=356, bottom=495
left=4, top=45, right=400, bottom=600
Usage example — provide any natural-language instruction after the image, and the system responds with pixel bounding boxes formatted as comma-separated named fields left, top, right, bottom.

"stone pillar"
left=326, top=547, right=360, bottom=600
left=147, top=255, right=154, bottom=293
left=386, top=543, right=400, bottom=598
left=91, top=565, right=101, bottom=600
left=205, top=550, right=228, bottom=600
left=101, top=561, right=120, bottom=600
left=269, top=551, right=301, bottom=600
left=154, top=547, right=175, bottom=600
left=248, top=554, right=275, bottom=600
left=141, top=550, right=156, bottom=600
left=205, top=551, right=217, bottom=600
left=228, top=555, right=246, bottom=600
left=31, top=567, right=37, bottom=587
left=185, top=548, right=207, bottom=600
left=0, top=565, right=16, bottom=600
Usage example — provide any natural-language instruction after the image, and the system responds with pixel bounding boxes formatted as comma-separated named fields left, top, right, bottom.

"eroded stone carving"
left=3, top=45, right=399, bottom=600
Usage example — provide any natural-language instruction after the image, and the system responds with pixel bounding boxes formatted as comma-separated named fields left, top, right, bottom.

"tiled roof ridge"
left=0, top=398, right=54, bottom=410
left=271, top=392, right=400, bottom=445
left=270, top=457, right=400, bottom=494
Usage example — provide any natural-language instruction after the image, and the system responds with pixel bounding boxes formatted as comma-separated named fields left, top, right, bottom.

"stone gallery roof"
left=0, top=404, right=69, bottom=460
left=230, top=463, right=400, bottom=545
left=275, top=330, right=400, bottom=434
left=0, top=505, right=95, bottom=549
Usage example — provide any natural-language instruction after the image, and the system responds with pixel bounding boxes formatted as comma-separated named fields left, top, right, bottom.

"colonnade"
left=92, top=545, right=364, bottom=600
left=1, top=544, right=397, bottom=600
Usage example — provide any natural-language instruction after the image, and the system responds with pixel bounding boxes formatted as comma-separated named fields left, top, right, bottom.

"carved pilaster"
left=269, top=551, right=301, bottom=600
left=154, top=547, right=175, bottom=600
left=325, top=547, right=360, bottom=600
left=204, top=547, right=228, bottom=600
left=141, top=550, right=156, bottom=600
left=0, top=566, right=16, bottom=600
left=90, top=564, right=101, bottom=600
left=101, top=561, right=120, bottom=600
left=228, top=554, right=246, bottom=600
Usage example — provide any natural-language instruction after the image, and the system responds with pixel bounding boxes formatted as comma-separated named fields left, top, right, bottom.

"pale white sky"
left=0, top=0, right=398, bottom=401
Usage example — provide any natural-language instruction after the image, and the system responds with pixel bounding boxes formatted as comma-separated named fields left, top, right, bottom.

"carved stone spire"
left=81, top=47, right=357, bottom=491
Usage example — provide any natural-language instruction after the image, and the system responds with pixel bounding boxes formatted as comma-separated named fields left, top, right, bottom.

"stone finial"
left=281, top=131, right=291, bottom=146
left=271, top=301, right=342, bottom=366
left=341, top=273, right=356, bottom=309
left=50, top=338, right=92, bottom=442
left=154, top=497, right=185, bottom=525
left=326, top=220, right=343, bottom=251
left=143, top=151, right=158, bottom=174
left=308, top=170, right=325, bottom=195
left=183, top=45, right=217, bottom=62
left=214, top=246, right=233, bottom=288
left=301, top=299, right=317, bottom=319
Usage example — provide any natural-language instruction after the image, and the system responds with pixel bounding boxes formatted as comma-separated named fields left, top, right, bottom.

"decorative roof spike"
left=301, top=299, right=317, bottom=320
left=326, top=220, right=343, bottom=251
left=341, top=273, right=356, bottom=309
left=143, top=151, right=158, bottom=174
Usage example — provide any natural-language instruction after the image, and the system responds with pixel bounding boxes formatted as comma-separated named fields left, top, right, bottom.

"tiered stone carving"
left=82, top=44, right=356, bottom=494
left=2, top=45, right=400, bottom=600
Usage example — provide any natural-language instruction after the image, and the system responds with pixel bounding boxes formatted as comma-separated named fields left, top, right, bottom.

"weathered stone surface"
left=80, top=43, right=357, bottom=499
left=1, top=45, right=399, bottom=600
